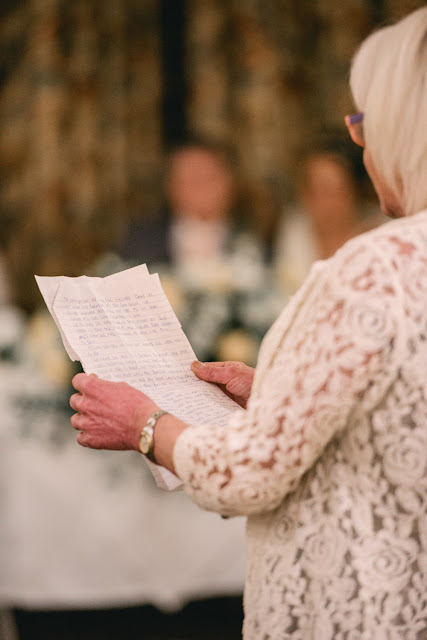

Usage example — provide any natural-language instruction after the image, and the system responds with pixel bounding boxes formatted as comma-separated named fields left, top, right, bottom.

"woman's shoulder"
left=332, top=208, right=427, bottom=265
left=314, top=209, right=427, bottom=310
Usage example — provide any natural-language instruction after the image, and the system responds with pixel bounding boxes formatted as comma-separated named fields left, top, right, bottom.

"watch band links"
left=138, top=409, right=169, bottom=462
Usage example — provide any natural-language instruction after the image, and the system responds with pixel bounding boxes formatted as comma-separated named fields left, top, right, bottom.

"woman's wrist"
left=134, top=405, right=189, bottom=473
left=152, top=413, right=189, bottom=474
left=133, top=403, right=160, bottom=452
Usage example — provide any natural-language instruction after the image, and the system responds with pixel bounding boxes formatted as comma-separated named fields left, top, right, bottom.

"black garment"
left=118, top=215, right=172, bottom=266
left=13, top=596, right=244, bottom=640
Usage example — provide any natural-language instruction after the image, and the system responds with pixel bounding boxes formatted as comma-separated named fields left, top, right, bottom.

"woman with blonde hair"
left=70, top=8, right=427, bottom=639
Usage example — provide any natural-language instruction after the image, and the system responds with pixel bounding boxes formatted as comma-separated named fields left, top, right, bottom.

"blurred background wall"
left=0, top=0, right=424, bottom=312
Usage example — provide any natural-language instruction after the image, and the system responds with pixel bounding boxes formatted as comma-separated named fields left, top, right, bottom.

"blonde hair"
left=349, top=7, right=427, bottom=215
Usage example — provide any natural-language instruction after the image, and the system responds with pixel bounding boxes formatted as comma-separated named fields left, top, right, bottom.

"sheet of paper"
left=35, top=265, right=239, bottom=490
left=35, top=265, right=151, bottom=362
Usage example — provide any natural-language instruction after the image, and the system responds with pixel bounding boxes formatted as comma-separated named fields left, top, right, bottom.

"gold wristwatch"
left=138, top=409, right=169, bottom=462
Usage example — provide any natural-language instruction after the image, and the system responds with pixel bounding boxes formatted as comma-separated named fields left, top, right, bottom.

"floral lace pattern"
left=173, top=210, right=427, bottom=639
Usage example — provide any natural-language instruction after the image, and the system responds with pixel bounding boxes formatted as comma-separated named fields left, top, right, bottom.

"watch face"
left=139, top=433, right=151, bottom=455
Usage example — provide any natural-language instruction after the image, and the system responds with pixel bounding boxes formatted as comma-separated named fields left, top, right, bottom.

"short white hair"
left=349, top=8, right=427, bottom=216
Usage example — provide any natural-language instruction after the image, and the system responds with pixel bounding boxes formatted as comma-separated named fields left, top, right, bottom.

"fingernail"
left=192, top=360, right=205, bottom=369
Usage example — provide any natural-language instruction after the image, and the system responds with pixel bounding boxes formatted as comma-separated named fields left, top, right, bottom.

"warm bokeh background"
left=1, top=3, right=426, bottom=639
left=0, top=0, right=424, bottom=312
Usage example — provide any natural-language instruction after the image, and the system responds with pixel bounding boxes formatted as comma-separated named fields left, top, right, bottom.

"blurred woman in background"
left=274, top=130, right=384, bottom=295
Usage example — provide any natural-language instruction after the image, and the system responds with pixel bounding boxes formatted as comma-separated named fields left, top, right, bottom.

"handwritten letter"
left=35, top=265, right=239, bottom=490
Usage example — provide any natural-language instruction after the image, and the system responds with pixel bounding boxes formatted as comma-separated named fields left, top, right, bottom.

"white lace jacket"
left=173, top=209, right=427, bottom=640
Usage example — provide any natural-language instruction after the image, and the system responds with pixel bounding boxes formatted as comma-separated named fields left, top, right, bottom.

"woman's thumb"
left=191, top=360, right=228, bottom=384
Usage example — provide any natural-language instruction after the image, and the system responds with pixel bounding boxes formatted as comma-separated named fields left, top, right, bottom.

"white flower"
left=233, top=478, right=280, bottom=513
left=343, top=300, right=396, bottom=352
left=302, top=522, right=347, bottom=579
left=395, top=487, right=424, bottom=515
left=383, top=431, right=427, bottom=487
left=355, top=532, right=418, bottom=593
left=272, top=510, right=298, bottom=543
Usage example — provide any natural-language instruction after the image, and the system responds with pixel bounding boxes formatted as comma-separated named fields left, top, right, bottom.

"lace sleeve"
left=173, top=241, right=403, bottom=516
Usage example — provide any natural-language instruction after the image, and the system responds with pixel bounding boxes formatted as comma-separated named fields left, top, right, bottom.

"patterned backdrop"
left=0, top=0, right=424, bottom=311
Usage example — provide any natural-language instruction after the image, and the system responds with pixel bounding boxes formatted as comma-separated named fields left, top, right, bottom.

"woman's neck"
left=312, top=211, right=360, bottom=259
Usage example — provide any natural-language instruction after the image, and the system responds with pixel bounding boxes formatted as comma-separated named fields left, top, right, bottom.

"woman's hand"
left=70, top=373, right=158, bottom=451
left=191, top=360, right=255, bottom=408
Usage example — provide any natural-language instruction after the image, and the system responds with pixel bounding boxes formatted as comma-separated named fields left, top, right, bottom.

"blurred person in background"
left=71, top=8, right=427, bottom=639
left=274, top=130, right=385, bottom=296
left=102, top=137, right=283, bottom=366
left=119, top=137, right=259, bottom=281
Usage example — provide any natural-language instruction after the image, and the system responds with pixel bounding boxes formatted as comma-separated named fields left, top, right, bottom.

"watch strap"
left=138, top=409, right=169, bottom=462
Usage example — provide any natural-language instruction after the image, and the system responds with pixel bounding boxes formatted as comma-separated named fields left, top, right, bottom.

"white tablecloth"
left=0, top=362, right=245, bottom=611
